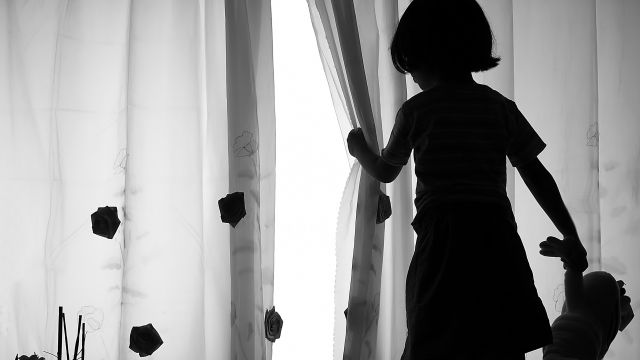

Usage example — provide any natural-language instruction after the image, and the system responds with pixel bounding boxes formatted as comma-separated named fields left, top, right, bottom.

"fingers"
left=347, top=128, right=363, bottom=142
left=347, top=128, right=365, bottom=157
left=539, top=236, right=565, bottom=258
left=545, top=236, right=563, bottom=245
left=538, top=247, right=563, bottom=257
left=539, top=248, right=563, bottom=257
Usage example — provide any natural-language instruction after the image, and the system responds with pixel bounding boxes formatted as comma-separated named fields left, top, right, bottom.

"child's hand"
left=539, top=236, right=588, bottom=272
left=347, top=128, right=367, bottom=157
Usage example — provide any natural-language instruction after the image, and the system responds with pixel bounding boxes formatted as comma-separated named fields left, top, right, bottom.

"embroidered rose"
left=218, top=192, right=246, bottom=228
left=113, top=148, right=128, bottom=174
left=16, top=354, right=44, bottom=360
left=264, top=306, right=283, bottom=343
left=233, top=131, right=258, bottom=157
left=77, top=306, right=104, bottom=333
left=376, top=193, right=392, bottom=224
left=91, top=206, right=121, bottom=239
left=129, top=323, right=163, bottom=357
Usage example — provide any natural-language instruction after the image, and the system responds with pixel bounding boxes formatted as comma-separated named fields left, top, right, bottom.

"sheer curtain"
left=308, top=0, right=640, bottom=359
left=307, top=1, right=413, bottom=359
left=0, top=1, right=276, bottom=359
left=512, top=1, right=640, bottom=359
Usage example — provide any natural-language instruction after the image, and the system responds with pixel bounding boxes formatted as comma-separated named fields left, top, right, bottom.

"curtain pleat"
left=122, top=1, right=206, bottom=359
left=203, top=1, right=232, bottom=359
left=224, top=0, right=276, bottom=359
left=307, top=1, right=414, bottom=359
left=329, top=2, right=386, bottom=358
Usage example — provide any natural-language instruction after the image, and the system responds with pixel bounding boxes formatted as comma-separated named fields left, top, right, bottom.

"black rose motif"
left=376, top=193, right=392, bottom=224
left=16, top=354, right=44, bottom=360
left=129, top=323, right=163, bottom=357
left=264, top=306, right=283, bottom=343
left=91, top=206, right=121, bottom=239
left=218, top=192, right=246, bottom=228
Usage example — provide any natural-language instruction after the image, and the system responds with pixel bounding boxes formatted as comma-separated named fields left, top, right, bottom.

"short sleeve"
left=505, top=100, right=546, bottom=167
left=381, top=105, right=412, bottom=166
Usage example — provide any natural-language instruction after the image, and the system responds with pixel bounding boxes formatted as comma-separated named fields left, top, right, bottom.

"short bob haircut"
left=391, top=0, right=500, bottom=74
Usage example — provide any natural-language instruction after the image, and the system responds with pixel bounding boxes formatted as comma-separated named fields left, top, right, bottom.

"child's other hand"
left=539, top=236, right=588, bottom=272
left=347, top=128, right=367, bottom=157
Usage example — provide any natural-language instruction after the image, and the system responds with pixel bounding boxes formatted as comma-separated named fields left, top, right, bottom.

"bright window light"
left=272, top=1, right=350, bottom=359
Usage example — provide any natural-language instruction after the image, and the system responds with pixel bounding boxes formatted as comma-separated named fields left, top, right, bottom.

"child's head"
left=391, top=0, right=500, bottom=77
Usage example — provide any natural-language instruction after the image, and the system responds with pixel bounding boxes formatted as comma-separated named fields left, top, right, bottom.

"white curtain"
left=512, top=1, right=640, bottom=359
left=308, top=0, right=640, bottom=359
left=307, top=1, right=414, bottom=359
left=0, top=1, right=276, bottom=359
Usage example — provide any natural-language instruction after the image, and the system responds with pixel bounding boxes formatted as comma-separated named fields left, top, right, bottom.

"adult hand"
left=347, top=128, right=367, bottom=157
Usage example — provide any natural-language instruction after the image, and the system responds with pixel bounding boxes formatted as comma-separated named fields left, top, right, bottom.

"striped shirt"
left=381, top=82, right=546, bottom=214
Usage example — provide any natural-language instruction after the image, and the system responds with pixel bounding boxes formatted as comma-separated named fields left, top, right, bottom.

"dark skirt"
left=401, top=201, right=552, bottom=359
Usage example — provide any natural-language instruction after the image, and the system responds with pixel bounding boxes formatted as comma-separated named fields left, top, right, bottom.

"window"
left=272, top=1, right=350, bottom=359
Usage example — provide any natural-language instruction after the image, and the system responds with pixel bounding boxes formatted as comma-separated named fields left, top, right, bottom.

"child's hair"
left=391, top=0, right=500, bottom=74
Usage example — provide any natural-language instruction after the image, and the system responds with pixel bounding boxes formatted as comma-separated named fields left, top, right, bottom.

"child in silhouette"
left=346, top=0, right=588, bottom=359
left=539, top=236, right=635, bottom=360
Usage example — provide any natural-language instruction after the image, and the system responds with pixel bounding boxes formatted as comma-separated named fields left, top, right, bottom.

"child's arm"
left=540, top=236, right=585, bottom=312
left=347, top=128, right=404, bottom=183
left=517, top=157, right=588, bottom=272
left=352, top=145, right=403, bottom=183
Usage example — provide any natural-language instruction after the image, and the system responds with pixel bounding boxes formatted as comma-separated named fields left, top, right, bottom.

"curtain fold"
left=224, top=0, right=276, bottom=358
left=329, top=2, right=386, bottom=359
left=0, top=1, right=275, bottom=359
left=307, top=1, right=414, bottom=359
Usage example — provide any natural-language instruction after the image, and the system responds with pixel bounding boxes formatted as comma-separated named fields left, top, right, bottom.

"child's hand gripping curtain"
left=347, top=127, right=403, bottom=184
